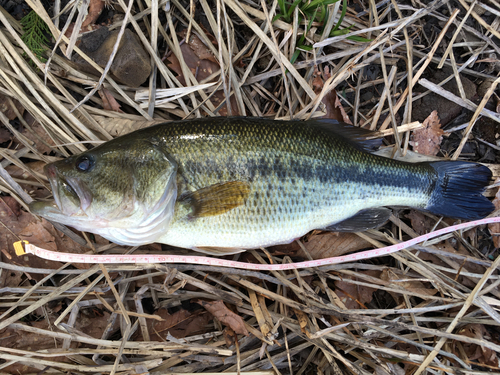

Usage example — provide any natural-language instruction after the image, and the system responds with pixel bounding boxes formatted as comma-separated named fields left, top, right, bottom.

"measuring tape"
left=13, top=216, right=500, bottom=271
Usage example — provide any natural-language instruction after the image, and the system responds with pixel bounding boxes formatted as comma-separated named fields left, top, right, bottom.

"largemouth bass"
left=29, top=117, right=494, bottom=254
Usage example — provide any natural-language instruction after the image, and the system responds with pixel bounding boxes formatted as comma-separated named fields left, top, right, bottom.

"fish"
left=29, top=117, right=494, bottom=255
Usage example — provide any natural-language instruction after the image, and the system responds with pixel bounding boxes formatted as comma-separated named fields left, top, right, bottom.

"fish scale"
left=149, top=118, right=433, bottom=249
left=29, top=117, right=494, bottom=254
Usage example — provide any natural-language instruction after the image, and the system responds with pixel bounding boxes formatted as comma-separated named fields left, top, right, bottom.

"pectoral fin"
left=324, top=208, right=391, bottom=232
left=180, top=181, right=251, bottom=218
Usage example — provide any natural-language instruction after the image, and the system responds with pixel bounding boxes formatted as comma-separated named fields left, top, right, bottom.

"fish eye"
left=75, top=156, right=93, bottom=172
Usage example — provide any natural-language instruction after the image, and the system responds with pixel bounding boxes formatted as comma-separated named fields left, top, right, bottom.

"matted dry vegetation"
left=0, top=0, right=500, bottom=374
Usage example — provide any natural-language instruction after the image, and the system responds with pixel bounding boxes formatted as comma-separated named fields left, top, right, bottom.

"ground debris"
left=0, top=0, right=499, bottom=374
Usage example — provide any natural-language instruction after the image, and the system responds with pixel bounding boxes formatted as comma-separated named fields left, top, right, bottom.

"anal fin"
left=324, top=208, right=391, bottom=232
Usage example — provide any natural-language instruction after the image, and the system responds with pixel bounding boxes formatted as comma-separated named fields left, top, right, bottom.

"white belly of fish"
left=157, top=187, right=427, bottom=252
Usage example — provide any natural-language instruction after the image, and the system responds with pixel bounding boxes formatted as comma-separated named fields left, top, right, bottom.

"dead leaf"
left=409, top=110, right=444, bottom=156
left=21, top=112, right=56, bottom=155
left=82, top=0, right=105, bottom=28
left=0, top=197, right=91, bottom=277
left=64, top=0, right=104, bottom=38
left=194, top=299, right=249, bottom=336
left=0, top=314, right=72, bottom=374
left=299, top=232, right=371, bottom=259
left=91, top=115, right=165, bottom=137
left=223, top=326, right=237, bottom=347
left=406, top=210, right=488, bottom=287
left=311, top=68, right=324, bottom=94
left=64, top=22, right=101, bottom=39
left=5, top=162, right=49, bottom=199
left=0, top=198, right=64, bottom=283
left=75, top=310, right=112, bottom=339
left=99, top=88, right=124, bottom=113
left=406, top=210, right=433, bottom=236
left=0, top=124, right=12, bottom=144
left=380, top=268, right=437, bottom=304
left=0, top=308, right=110, bottom=374
left=456, top=324, right=500, bottom=367
left=0, top=94, right=24, bottom=121
left=489, top=177, right=500, bottom=248
left=5, top=161, right=46, bottom=181
left=146, top=308, right=211, bottom=340
left=334, top=271, right=380, bottom=310
left=185, top=29, right=218, bottom=63
left=293, top=308, right=310, bottom=336
left=166, top=29, right=238, bottom=116
left=312, top=66, right=352, bottom=123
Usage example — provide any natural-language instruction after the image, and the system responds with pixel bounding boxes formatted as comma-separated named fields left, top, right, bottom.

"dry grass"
left=0, top=0, right=500, bottom=374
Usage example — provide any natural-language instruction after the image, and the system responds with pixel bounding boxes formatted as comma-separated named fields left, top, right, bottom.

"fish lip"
left=45, top=164, right=63, bottom=213
left=44, top=164, right=92, bottom=214
left=65, top=176, right=92, bottom=211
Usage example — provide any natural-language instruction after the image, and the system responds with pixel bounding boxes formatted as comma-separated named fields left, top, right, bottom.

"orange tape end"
left=13, top=241, right=28, bottom=256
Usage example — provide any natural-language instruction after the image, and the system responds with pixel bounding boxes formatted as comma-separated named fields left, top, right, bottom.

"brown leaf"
left=82, top=0, right=105, bottom=28
left=312, top=66, right=352, bottom=123
left=147, top=308, right=212, bottom=340
left=167, top=35, right=216, bottom=85
left=0, top=309, right=110, bottom=374
left=93, top=115, right=165, bottom=137
left=0, top=124, right=12, bottom=144
left=5, top=161, right=46, bottom=181
left=333, top=93, right=352, bottom=124
left=21, top=112, right=56, bottom=155
left=409, top=110, right=444, bottom=156
left=0, top=197, right=92, bottom=278
left=299, top=232, right=371, bottom=259
left=166, top=29, right=238, bottom=116
left=184, top=29, right=218, bottom=63
left=0, top=198, right=65, bottom=284
left=75, top=310, right=112, bottom=339
left=293, top=308, right=310, bottom=336
left=223, top=327, right=237, bottom=347
left=64, top=22, right=100, bottom=39
left=380, top=268, right=437, bottom=304
left=99, top=88, right=124, bottom=112
left=19, top=220, right=57, bottom=251
left=0, top=314, right=72, bottom=374
left=195, top=299, right=249, bottom=336
left=334, top=271, right=380, bottom=309
left=5, top=162, right=49, bottom=200
left=0, top=94, right=24, bottom=121
left=311, top=67, right=324, bottom=94
left=456, top=324, right=500, bottom=367
left=406, top=210, right=433, bottom=236
left=489, top=177, right=500, bottom=248
left=405, top=210, right=467, bottom=272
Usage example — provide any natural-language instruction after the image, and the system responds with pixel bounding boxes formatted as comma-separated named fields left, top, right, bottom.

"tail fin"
left=426, top=161, right=494, bottom=220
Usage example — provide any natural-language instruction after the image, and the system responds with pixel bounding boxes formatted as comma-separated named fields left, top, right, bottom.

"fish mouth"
left=44, top=164, right=92, bottom=215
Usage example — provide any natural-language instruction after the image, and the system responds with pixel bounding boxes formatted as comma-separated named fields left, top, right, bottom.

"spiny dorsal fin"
left=180, top=181, right=251, bottom=218
left=309, top=119, right=383, bottom=152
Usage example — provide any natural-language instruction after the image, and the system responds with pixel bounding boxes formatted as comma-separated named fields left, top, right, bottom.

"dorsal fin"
left=307, top=119, right=383, bottom=152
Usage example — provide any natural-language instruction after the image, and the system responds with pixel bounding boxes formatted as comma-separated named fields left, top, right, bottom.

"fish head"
left=29, top=139, right=178, bottom=245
